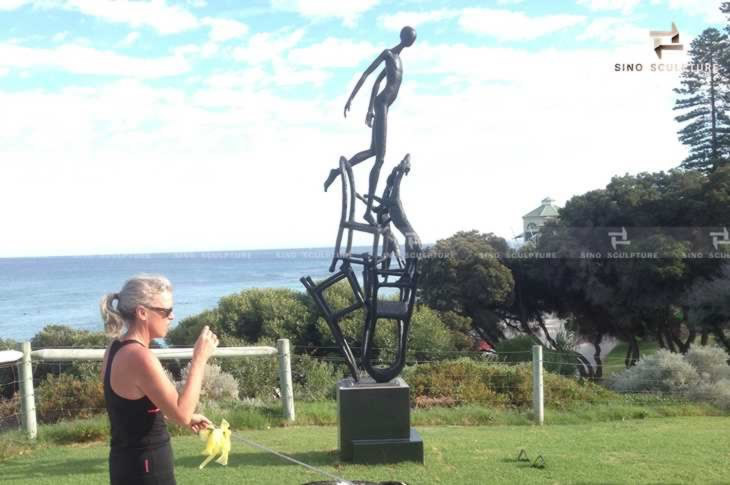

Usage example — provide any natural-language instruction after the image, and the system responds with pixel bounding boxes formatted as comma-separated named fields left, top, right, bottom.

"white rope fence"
left=0, top=339, right=296, bottom=439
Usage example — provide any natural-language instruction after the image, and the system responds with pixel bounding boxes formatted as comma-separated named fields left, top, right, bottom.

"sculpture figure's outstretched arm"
left=344, top=50, right=387, bottom=118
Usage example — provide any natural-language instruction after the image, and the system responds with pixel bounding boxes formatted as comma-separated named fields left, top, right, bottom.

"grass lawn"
left=2, top=417, right=730, bottom=484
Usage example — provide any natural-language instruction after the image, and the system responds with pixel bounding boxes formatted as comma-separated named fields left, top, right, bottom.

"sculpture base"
left=337, top=377, right=424, bottom=464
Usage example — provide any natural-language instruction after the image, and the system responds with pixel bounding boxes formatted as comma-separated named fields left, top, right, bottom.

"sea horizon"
left=0, top=246, right=378, bottom=342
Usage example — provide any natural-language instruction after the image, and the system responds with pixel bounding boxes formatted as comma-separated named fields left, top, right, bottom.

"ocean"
left=0, top=248, right=340, bottom=341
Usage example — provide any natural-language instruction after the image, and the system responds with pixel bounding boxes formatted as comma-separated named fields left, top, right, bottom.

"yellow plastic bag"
left=198, top=419, right=231, bottom=469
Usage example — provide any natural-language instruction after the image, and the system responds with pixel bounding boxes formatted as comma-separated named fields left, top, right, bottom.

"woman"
left=100, top=274, right=218, bottom=485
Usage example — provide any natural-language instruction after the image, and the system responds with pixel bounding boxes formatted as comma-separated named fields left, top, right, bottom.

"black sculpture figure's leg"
left=363, top=102, right=387, bottom=225
left=324, top=146, right=376, bottom=192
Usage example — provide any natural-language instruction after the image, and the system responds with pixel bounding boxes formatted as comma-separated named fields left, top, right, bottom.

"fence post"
left=276, top=339, right=295, bottom=422
left=18, top=341, right=37, bottom=439
left=532, top=344, right=544, bottom=425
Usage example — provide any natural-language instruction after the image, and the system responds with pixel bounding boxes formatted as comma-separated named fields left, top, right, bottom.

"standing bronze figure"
left=324, top=26, right=417, bottom=226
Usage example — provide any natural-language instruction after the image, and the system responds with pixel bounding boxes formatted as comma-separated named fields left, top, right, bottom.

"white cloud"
left=380, top=10, right=457, bottom=31
left=459, top=8, right=586, bottom=41
left=187, top=0, right=206, bottom=7
left=117, top=31, right=140, bottom=48
left=64, top=0, right=199, bottom=34
left=0, top=42, right=189, bottom=78
left=577, top=18, right=647, bottom=44
left=51, top=31, right=69, bottom=43
left=202, top=17, right=248, bottom=43
left=382, top=8, right=586, bottom=41
left=665, top=0, right=725, bottom=23
left=1, top=0, right=200, bottom=34
left=0, top=0, right=30, bottom=10
left=0, top=37, right=691, bottom=257
left=288, top=38, right=377, bottom=68
left=576, top=0, right=642, bottom=14
left=232, top=29, right=306, bottom=64
left=271, top=0, right=379, bottom=27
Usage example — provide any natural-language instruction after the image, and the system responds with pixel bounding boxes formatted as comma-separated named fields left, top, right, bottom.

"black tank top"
left=104, top=340, right=170, bottom=450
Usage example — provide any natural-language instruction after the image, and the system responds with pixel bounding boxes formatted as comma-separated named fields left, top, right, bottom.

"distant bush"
left=175, top=362, right=240, bottom=408
left=404, top=358, right=613, bottom=409
left=687, top=379, right=730, bottom=410
left=167, top=289, right=311, bottom=346
left=29, top=325, right=108, bottom=383
left=685, top=345, right=730, bottom=382
left=291, top=354, right=343, bottom=401
left=31, top=324, right=108, bottom=349
left=493, top=335, right=535, bottom=363
left=44, top=415, right=109, bottom=444
left=219, top=353, right=280, bottom=402
left=169, top=285, right=475, bottom=365
left=369, top=305, right=455, bottom=364
left=608, top=350, right=699, bottom=394
left=35, top=373, right=105, bottom=423
left=608, top=346, right=730, bottom=409
left=0, top=393, right=20, bottom=429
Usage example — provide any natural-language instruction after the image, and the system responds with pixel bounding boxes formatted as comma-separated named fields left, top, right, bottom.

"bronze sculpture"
left=302, top=27, right=421, bottom=383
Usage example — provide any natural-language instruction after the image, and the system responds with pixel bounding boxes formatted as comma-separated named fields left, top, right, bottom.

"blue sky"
left=0, top=0, right=726, bottom=257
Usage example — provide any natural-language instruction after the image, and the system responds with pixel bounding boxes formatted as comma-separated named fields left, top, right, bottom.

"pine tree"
left=673, top=28, right=730, bottom=173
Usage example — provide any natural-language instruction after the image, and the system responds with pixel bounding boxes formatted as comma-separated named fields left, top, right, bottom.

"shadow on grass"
left=0, top=456, right=107, bottom=480
left=176, top=450, right=340, bottom=469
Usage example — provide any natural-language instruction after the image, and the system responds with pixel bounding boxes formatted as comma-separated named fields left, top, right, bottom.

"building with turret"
left=517, top=197, right=560, bottom=241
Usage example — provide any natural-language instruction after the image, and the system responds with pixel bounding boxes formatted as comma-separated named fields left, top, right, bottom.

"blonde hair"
left=100, top=274, right=173, bottom=337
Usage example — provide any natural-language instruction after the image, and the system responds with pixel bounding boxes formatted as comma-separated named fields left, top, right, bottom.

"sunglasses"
left=145, top=306, right=174, bottom=318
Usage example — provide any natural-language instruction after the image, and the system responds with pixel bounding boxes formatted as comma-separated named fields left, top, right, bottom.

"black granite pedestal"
left=337, top=377, right=424, bottom=464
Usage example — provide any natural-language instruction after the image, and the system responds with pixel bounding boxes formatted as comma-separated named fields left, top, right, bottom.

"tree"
left=418, top=230, right=514, bottom=346
left=531, top=170, right=727, bottom=370
left=674, top=28, right=730, bottom=173
left=685, top=264, right=730, bottom=352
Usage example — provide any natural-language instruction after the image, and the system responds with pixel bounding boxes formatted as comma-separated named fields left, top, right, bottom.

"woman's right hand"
left=193, top=325, right=219, bottom=363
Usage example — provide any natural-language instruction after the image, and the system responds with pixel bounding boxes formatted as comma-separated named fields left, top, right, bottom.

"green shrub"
left=685, top=345, right=730, bottom=382
left=43, top=415, right=109, bottom=444
left=437, top=311, right=475, bottom=351
left=175, top=362, right=240, bottom=407
left=0, top=393, right=20, bottom=428
left=370, top=305, right=454, bottom=364
left=29, top=325, right=108, bottom=383
left=31, top=325, right=108, bottom=349
left=608, top=349, right=700, bottom=394
left=312, top=280, right=365, bottom=351
left=166, top=309, right=222, bottom=346
left=609, top=346, right=730, bottom=410
left=687, top=379, right=730, bottom=410
left=291, top=354, right=343, bottom=401
left=35, top=373, right=105, bottom=423
left=219, top=354, right=280, bottom=402
left=493, top=335, right=536, bottom=363
left=404, top=358, right=613, bottom=409
left=168, top=288, right=311, bottom=347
